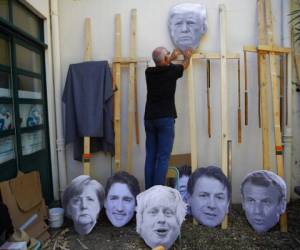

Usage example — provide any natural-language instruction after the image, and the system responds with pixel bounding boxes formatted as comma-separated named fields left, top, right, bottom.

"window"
left=0, top=0, right=53, bottom=203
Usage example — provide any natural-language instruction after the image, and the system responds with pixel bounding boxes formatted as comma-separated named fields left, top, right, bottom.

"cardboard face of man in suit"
left=187, top=166, right=231, bottom=228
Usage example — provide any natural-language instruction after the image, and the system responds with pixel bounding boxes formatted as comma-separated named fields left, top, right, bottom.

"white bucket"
left=48, top=207, right=64, bottom=228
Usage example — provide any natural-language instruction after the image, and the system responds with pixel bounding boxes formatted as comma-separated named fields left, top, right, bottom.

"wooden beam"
left=84, top=18, right=92, bottom=61
left=114, top=14, right=122, bottom=172
left=126, top=9, right=137, bottom=173
left=113, top=57, right=149, bottom=63
left=243, top=45, right=291, bottom=54
left=83, top=18, right=92, bottom=176
left=264, top=0, right=287, bottom=232
left=187, top=58, right=198, bottom=173
left=258, top=0, right=271, bottom=170
left=176, top=53, right=240, bottom=61
left=258, top=45, right=291, bottom=54
left=219, top=4, right=229, bottom=230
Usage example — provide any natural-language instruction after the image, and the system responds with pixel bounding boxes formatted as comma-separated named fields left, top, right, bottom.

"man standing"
left=144, top=47, right=192, bottom=189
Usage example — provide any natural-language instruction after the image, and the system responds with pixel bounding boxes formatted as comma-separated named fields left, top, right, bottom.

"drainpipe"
left=282, top=0, right=293, bottom=201
left=49, top=0, right=67, bottom=200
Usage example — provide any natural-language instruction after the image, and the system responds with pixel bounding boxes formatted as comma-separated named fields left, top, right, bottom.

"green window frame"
left=0, top=0, right=53, bottom=204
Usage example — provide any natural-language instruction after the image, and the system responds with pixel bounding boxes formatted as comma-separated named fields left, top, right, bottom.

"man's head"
left=136, top=185, right=186, bottom=250
left=178, top=165, right=191, bottom=203
left=168, top=3, right=207, bottom=51
left=187, top=166, right=231, bottom=227
left=62, top=175, right=105, bottom=235
left=104, top=171, right=140, bottom=227
left=241, top=170, right=287, bottom=233
left=152, top=47, right=171, bottom=66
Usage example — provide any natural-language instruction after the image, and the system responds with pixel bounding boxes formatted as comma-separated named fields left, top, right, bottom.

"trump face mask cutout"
left=168, top=3, right=207, bottom=52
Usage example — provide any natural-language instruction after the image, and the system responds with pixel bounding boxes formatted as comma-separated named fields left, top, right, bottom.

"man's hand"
left=182, top=48, right=193, bottom=70
left=170, top=48, right=181, bottom=61
left=183, top=48, right=193, bottom=59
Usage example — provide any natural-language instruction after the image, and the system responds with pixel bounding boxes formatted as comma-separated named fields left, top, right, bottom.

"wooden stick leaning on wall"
left=257, top=52, right=262, bottom=128
left=243, top=50, right=248, bottom=126
left=134, top=64, right=140, bottom=145
left=207, top=59, right=211, bottom=138
left=237, top=59, right=242, bottom=143
left=83, top=18, right=92, bottom=175
left=285, top=53, right=288, bottom=126
left=280, top=56, right=284, bottom=131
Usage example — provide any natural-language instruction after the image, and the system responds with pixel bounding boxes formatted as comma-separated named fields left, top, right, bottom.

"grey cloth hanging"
left=62, top=61, right=114, bottom=161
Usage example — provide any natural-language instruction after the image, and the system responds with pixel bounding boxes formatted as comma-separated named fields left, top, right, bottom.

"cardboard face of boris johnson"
left=136, top=186, right=186, bottom=250
left=105, top=183, right=136, bottom=227
left=189, top=176, right=229, bottom=227
left=168, top=3, right=207, bottom=51
left=140, top=198, right=179, bottom=249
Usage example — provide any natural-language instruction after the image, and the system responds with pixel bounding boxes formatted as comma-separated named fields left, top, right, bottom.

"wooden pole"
left=257, top=0, right=270, bottom=170
left=114, top=14, right=122, bottom=172
left=264, top=0, right=287, bottom=232
left=220, top=4, right=229, bottom=230
left=207, top=59, right=211, bottom=138
left=187, top=58, right=198, bottom=172
left=83, top=18, right=92, bottom=176
left=126, top=9, right=137, bottom=173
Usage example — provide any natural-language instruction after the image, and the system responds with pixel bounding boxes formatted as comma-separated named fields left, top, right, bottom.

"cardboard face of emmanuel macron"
left=242, top=182, right=285, bottom=233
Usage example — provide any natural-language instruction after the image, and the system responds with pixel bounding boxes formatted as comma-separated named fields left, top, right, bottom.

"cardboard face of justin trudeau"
left=136, top=186, right=186, bottom=250
left=168, top=3, right=207, bottom=52
left=241, top=171, right=287, bottom=233
left=189, top=176, right=229, bottom=227
left=66, top=177, right=103, bottom=235
left=105, top=183, right=136, bottom=227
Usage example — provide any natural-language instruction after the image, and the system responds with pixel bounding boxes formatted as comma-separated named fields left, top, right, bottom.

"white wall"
left=55, top=0, right=297, bottom=203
